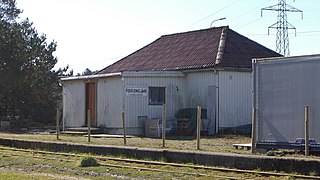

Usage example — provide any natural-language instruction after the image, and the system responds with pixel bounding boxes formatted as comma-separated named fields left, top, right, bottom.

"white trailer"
left=252, top=54, right=320, bottom=151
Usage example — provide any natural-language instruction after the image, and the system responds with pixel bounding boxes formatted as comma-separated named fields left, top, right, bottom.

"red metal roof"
left=98, top=26, right=280, bottom=74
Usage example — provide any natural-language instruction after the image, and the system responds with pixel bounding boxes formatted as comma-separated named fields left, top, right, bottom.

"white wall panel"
left=185, top=71, right=217, bottom=134
left=62, top=70, right=252, bottom=134
left=124, top=76, right=185, bottom=129
left=62, top=80, right=85, bottom=127
left=254, top=56, right=320, bottom=143
left=97, top=76, right=123, bottom=128
left=218, top=71, right=252, bottom=128
left=185, top=71, right=217, bottom=108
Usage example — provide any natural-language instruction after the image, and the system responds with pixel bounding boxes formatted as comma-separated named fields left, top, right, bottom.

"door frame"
left=85, top=80, right=97, bottom=127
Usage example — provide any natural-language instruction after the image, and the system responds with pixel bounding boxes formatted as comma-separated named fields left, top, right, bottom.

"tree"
left=0, top=0, right=21, bottom=21
left=82, top=68, right=93, bottom=76
left=74, top=68, right=97, bottom=76
left=0, top=0, right=68, bottom=125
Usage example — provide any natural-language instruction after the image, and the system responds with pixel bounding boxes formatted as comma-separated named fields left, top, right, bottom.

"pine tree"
left=0, top=0, right=68, bottom=126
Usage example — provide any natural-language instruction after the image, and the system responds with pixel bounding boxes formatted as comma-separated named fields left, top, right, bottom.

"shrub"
left=79, top=156, right=99, bottom=167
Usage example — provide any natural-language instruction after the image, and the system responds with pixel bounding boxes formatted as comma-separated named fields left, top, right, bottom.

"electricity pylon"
left=261, top=0, right=303, bottom=56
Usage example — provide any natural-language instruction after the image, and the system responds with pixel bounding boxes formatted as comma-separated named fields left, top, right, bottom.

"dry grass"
left=0, top=132, right=251, bottom=154
left=1, top=132, right=319, bottom=159
left=0, top=132, right=318, bottom=179
left=0, top=146, right=291, bottom=179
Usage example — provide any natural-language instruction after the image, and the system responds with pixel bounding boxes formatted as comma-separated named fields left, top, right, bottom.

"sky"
left=15, top=0, right=320, bottom=74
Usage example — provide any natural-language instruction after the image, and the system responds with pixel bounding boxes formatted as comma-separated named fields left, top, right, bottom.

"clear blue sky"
left=16, top=0, right=320, bottom=73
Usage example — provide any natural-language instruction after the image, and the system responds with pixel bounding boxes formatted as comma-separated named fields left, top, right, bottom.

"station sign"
left=125, top=87, right=148, bottom=96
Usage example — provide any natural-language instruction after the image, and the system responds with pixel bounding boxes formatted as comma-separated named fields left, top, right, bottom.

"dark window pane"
left=149, top=87, right=165, bottom=105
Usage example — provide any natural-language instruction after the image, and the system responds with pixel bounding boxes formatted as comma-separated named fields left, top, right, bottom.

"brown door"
left=86, top=82, right=96, bottom=126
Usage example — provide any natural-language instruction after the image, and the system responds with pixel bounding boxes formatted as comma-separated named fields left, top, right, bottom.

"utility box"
left=252, top=54, right=320, bottom=150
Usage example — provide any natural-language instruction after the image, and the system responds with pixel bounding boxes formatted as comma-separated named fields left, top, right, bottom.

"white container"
left=144, top=118, right=160, bottom=138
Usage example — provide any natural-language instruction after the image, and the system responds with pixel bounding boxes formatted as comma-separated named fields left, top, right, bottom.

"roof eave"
left=122, top=71, right=185, bottom=77
left=60, top=72, right=122, bottom=81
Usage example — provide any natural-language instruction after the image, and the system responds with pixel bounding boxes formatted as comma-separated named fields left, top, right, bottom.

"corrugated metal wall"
left=97, top=76, right=123, bottom=128
left=63, top=80, right=85, bottom=127
left=185, top=71, right=217, bottom=134
left=186, top=71, right=217, bottom=108
left=255, top=56, right=320, bottom=143
left=218, top=71, right=252, bottom=128
left=123, top=76, right=185, bottom=133
left=62, top=70, right=252, bottom=134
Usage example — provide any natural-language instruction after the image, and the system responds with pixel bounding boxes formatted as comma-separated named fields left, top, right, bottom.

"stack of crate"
left=176, top=118, right=190, bottom=131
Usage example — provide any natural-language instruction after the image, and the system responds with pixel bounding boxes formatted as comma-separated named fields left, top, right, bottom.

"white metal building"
left=252, top=54, right=320, bottom=150
left=62, top=26, right=280, bottom=135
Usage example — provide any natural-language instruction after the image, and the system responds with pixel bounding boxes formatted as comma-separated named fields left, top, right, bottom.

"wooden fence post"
left=251, top=108, right=257, bottom=153
left=305, top=105, right=309, bottom=156
left=87, top=110, right=91, bottom=143
left=122, top=111, right=127, bottom=145
left=56, top=108, right=60, bottom=140
left=162, top=103, right=166, bottom=148
left=197, top=106, right=201, bottom=150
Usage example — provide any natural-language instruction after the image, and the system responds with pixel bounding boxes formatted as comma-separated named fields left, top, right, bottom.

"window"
left=149, top=87, right=165, bottom=105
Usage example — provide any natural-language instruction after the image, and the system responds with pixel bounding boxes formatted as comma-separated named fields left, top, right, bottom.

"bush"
left=79, top=156, right=99, bottom=167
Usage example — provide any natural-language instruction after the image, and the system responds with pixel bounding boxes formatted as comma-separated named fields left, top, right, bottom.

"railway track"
left=0, top=146, right=319, bottom=179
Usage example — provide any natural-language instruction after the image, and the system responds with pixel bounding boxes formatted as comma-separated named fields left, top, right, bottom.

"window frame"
left=148, top=87, right=166, bottom=105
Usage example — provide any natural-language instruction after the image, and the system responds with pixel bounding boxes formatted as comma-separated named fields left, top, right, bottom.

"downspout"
left=215, top=26, right=228, bottom=134
left=61, top=81, right=65, bottom=131
left=121, top=73, right=126, bottom=132
left=216, top=72, right=220, bottom=134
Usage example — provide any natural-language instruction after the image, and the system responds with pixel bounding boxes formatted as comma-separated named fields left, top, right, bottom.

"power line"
left=185, top=0, right=239, bottom=28
left=298, top=30, right=320, bottom=34
left=238, top=16, right=263, bottom=30
left=245, top=29, right=320, bottom=36
left=229, top=0, right=272, bottom=24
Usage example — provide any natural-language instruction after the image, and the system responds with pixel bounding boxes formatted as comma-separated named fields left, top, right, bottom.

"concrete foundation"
left=0, top=138, right=319, bottom=175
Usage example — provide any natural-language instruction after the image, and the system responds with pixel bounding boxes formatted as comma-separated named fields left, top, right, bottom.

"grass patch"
left=0, top=145, right=303, bottom=180
left=157, top=155, right=167, bottom=162
left=0, top=133, right=251, bottom=154
left=2, top=132, right=320, bottom=160
left=0, top=170, right=57, bottom=180
left=141, top=155, right=167, bottom=162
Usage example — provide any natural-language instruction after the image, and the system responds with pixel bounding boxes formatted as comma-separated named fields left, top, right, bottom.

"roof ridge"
left=96, top=27, right=227, bottom=74
left=96, top=26, right=280, bottom=74
left=215, top=26, right=229, bottom=65
left=160, top=26, right=228, bottom=38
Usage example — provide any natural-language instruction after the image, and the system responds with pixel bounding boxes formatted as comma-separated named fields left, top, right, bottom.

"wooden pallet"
left=233, top=143, right=251, bottom=150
